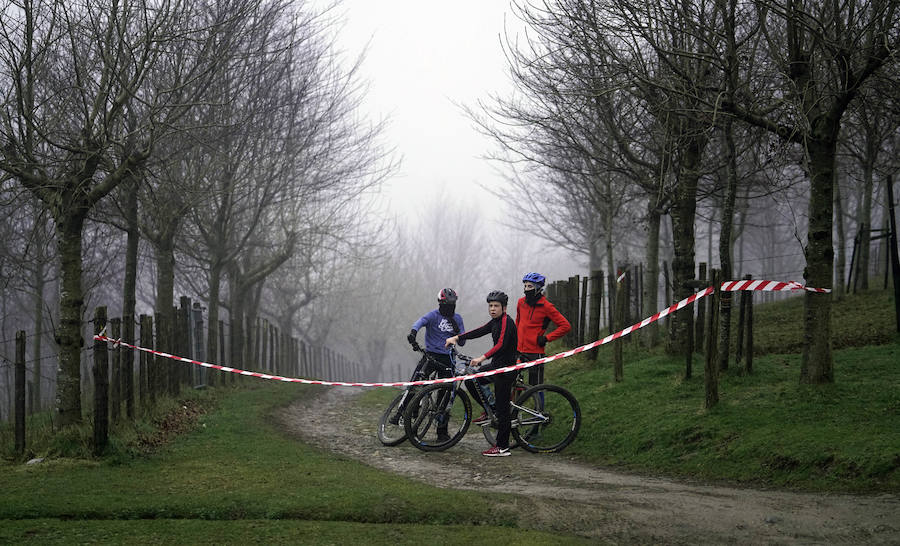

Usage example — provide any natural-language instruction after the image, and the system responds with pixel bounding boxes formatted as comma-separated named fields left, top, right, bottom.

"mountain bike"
left=376, top=343, right=450, bottom=446
left=399, top=346, right=474, bottom=451
left=403, top=352, right=581, bottom=453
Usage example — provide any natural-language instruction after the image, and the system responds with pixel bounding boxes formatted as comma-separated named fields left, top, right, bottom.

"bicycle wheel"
left=377, top=389, right=415, bottom=446
left=511, top=384, right=581, bottom=453
left=403, top=383, right=472, bottom=452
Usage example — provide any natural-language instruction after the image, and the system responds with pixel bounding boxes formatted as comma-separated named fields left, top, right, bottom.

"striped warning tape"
left=93, top=280, right=829, bottom=387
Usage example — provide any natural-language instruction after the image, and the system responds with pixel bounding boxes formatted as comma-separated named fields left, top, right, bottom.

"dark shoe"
left=388, top=413, right=400, bottom=425
left=482, top=445, right=510, bottom=457
left=437, top=432, right=451, bottom=443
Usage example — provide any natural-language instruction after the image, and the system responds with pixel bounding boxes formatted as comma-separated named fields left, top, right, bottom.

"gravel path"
left=277, top=387, right=900, bottom=544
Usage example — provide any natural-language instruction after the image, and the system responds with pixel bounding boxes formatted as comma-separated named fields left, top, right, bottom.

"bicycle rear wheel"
left=479, top=381, right=528, bottom=449
left=511, top=384, right=581, bottom=453
left=377, top=390, right=414, bottom=446
left=403, top=383, right=471, bottom=452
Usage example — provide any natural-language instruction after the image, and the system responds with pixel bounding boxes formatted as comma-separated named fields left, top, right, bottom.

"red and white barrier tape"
left=93, top=280, right=829, bottom=388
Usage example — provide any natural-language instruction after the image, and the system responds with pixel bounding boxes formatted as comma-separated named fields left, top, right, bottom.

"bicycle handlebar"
left=409, top=342, right=473, bottom=364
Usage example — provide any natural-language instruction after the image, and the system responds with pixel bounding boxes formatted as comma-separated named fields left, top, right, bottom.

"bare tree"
left=720, top=0, right=899, bottom=383
left=841, top=72, right=900, bottom=292
left=179, top=1, right=395, bottom=369
left=0, top=1, right=251, bottom=424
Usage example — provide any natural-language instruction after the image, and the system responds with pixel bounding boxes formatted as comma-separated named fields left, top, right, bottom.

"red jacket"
left=515, top=295, right=571, bottom=354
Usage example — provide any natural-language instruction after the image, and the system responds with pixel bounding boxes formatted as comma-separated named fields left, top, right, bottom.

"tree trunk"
left=154, top=234, right=177, bottom=395
left=856, top=160, right=875, bottom=291
left=32, top=263, right=45, bottom=412
left=667, top=137, right=703, bottom=359
left=800, top=136, right=835, bottom=384
left=229, top=269, right=246, bottom=370
left=55, top=213, right=87, bottom=426
left=718, top=116, right=739, bottom=372
left=206, top=262, right=223, bottom=383
left=643, top=204, right=661, bottom=347
left=833, top=175, right=846, bottom=299
left=605, top=232, right=616, bottom=335
left=121, top=183, right=139, bottom=419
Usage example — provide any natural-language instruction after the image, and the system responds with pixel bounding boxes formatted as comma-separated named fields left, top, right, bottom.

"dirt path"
left=277, top=388, right=900, bottom=544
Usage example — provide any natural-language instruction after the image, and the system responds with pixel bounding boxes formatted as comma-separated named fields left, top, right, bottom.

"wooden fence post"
left=623, top=269, right=632, bottom=338
left=662, top=261, right=671, bottom=330
left=736, top=274, right=749, bottom=370
left=123, top=315, right=136, bottom=420
left=588, top=270, right=602, bottom=360
left=261, top=319, right=269, bottom=373
left=109, top=317, right=122, bottom=424
left=141, top=314, right=154, bottom=407
left=695, top=263, right=707, bottom=354
left=192, top=303, right=206, bottom=388
left=637, top=263, right=644, bottom=326
left=218, top=320, right=228, bottom=386
left=745, top=283, right=754, bottom=374
left=15, top=331, right=26, bottom=457
left=179, top=297, right=193, bottom=388
left=580, top=276, right=589, bottom=346
left=704, top=270, right=721, bottom=409
left=93, top=307, right=109, bottom=455
left=176, top=301, right=186, bottom=387
left=613, top=275, right=625, bottom=382
left=608, top=271, right=617, bottom=334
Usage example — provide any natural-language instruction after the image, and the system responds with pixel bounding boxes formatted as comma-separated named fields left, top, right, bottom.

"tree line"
left=0, top=1, right=395, bottom=426
left=471, top=0, right=900, bottom=384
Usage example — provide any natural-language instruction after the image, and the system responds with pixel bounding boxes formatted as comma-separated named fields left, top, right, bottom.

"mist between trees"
left=465, top=0, right=900, bottom=386
left=1, top=0, right=899, bottom=426
left=0, top=0, right=400, bottom=425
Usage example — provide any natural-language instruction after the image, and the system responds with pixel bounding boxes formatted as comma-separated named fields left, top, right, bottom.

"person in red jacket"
left=516, top=272, right=571, bottom=386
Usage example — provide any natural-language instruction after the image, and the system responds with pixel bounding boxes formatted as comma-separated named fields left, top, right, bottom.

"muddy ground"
left=277, top=388, right=900, bottom=544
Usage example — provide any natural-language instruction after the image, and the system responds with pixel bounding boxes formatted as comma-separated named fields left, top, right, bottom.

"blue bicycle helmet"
left=522, top=272, right=546, bottom=286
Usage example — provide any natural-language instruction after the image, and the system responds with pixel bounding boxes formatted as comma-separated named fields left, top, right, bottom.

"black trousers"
left=519, top=352, right=544, bottom=385
left=414, top=352, right=454, bottom=435
left=479, top=360, right=516, bottom=450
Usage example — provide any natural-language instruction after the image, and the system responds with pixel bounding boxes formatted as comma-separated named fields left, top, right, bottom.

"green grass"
left=538, top=287, right=900, bottom=492
left=1, top=287, right=897, bottom=541
left=548, top=344, right=899, bottom=492
left=0, top=519, right=583, bottom=545
left=0, top=383, right=592, bottom=543
left=734, top=288, right=898, bottom=354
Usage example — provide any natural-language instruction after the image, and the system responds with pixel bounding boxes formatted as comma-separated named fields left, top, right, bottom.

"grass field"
left=0, top=384, right=592, bottom=544
left=1, top=287, right=898, bottom=542
left=547, top=288, right=900, bottom=492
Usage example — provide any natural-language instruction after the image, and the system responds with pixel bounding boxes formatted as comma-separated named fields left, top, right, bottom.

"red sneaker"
left=482, top=445, right=510, bottom=457
left=473, top=412, right=489, bottom=425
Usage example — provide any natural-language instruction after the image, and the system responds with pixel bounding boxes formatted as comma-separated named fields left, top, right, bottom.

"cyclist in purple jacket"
left=405, top=288, right=465, bottom=441
left=407, top=288, right=466, bottom=366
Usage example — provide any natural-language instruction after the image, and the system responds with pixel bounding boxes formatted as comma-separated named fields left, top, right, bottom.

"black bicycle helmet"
left=438, top=288, right=458, bottom=304
left=486, top=290, right=508, bottom=306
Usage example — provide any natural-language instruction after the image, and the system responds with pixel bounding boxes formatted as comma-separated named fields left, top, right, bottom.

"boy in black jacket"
left=445, top=290, right=517, bottom=457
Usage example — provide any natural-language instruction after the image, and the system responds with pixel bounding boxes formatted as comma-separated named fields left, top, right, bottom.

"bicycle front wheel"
left=377, top=390, right=413, bottom=446
left=403, top=383, right=471, bottom=452
left=511, top=384, right=581, bottom=453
